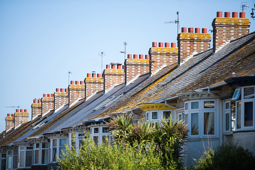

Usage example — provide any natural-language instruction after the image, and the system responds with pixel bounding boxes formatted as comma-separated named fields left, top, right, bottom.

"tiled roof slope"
left=95, top=31, right=255, bottom=118
left=0, top=110, right=53, bottom=147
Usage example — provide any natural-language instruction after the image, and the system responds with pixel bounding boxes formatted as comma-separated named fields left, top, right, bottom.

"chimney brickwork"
left=178, top=27, right=211, bottom=65
left=149, top=42, right=178, bottom=74
left=212, top=11, right=250, bottom=52
left=125, top=54, right=149, bottom=84
left=31, top=99, right=42, bottom=120
left=104, top=63, right=125, bottom=92
left=41, top=94, right=54, bottom=115
left=54, top=88, right=68, bottom=110
left=69, top=81, right=85, bottom=105
left=5, top=113, right=14, bottom=130
left=85, top=73, right=104, bottom=99
left=14, top=109, right=29, bottom=128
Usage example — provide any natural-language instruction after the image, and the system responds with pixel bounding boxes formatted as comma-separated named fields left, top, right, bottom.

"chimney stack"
left=31, top=98, right=42, bottom=120
left=5, top=113, right=14, bottom=130
left=14, top=109, right=29, bottom=128
left=149, top=42, right=178, bottom=74
left=68, top=80, right=85, bottom=105
left=54, top=88, right=68, bottom=110
left=125, top=54, right=149, bottom=84
left=41, top=94, right=54, bottom=115
left=212, top=11, right=250, bottom=52
left=85, top=72, right=104, bottom=99
left=104, top=63, right=125, bottom=92
left=177, top=27, right=211, bottom=65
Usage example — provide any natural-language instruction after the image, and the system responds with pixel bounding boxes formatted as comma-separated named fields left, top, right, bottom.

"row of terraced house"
left=0, top=11, right=255, bottom=170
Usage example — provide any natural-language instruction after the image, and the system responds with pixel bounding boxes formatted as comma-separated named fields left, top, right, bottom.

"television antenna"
left=5, top=106, right=20, bottom=108
left=120, top=42, right=127, bottom=62
left=165, top=11, right=180, bottom=37
left=68, top=71, right=72, bottom=86
left=241, top=2, right=248, bottom=12
left=101, top=52, right=104, bottom=74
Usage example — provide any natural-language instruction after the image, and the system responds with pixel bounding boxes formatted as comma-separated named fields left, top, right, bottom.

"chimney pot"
left=60, top=88, right=64, bottom=92
left=65, top=88, right=68, bottom=92
left=171, top=43, right=176, bottom=48
left=145, top=54, right=150, bottom=59
left=24, top=109, right=27, bottom=112
left=16, top=109, right=19, bottom=112
left=165, top=42, right=170, bottom=47
left=38, top=99, right=41, bottom=103
left=195, top=28, right=200, bottom=33
left=80, top=81, right=84, bottom=85
left=181, top=27, right=187, bottom=33
left=152, top=42, right=157, bottom=47
left=87, top=73, right=91, bottom=77
left=71, top=81, right=74, bottom=85
left=7, top=113, right=10, bottom=117
left=20, top=109, right=23, bottom=112
left=47, top=94, right=51, bottom=97
left=122, top=65, right=125, bottom=69
left=56, top=88, right=60, bottom=92
left=43, top=94, right=46, bottom=97
left=133, top=54, right=138, bottom=59
left=75, top=81, right=79, bottom=84
left=111, top=63, right=116, bottom=69
left=51, top=94, right=54, bottom=97
left=202, top=28, right=207, bottom=33
left=106, top=64, right=110, bottom=69
left=92, top=73, right=96, bottom=77
left=232, top=12, right=238, bottom=18
left=239, top=12, right=245, bottom=18
left=139, top=54, right=144, bottom=59
left=224, top=12, right=230, bottom=18
left=188, top=27, right=193, bottom=33
left=158, top=42, right=163, bottom=47
left=11, top=114, right=14, bottom=117
left=217, top=11, right=222, bottom=17
left=97, top=73, right=101, bottom=77
left=127, top=54, right=132, bottom=58
left=33, top=99, right=37, bottom=103
left=117, top=63, right=122, bottom=69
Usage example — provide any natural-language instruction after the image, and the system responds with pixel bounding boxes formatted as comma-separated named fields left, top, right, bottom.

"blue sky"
left=0, top=0, right=254, bottom=132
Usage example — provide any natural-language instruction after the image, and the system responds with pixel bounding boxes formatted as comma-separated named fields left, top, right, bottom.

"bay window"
left=145, top=110, right=173, bottom=123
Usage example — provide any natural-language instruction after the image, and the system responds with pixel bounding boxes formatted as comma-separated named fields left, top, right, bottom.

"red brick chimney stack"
left=14, top=109, right=29, bottom=128
left=41, top=93, right=54, bottom=115
left=85, top=72, right=104, bottom=99
left=149, top=41, right=178, bottom=74
left=103, top=63, right=125, bottom=92
left=31, top=98, right=42, bottom=119
left=212, top=11, right=250, bottom=52
left=177, top=26, right=211, bottom=65
left=5, top=113, right=14, bottom=130
left=68, top=80, right=85, bottom=105
left=54, top=88, right=68, bottom=110
left=125, top=54, right=149, bottom=84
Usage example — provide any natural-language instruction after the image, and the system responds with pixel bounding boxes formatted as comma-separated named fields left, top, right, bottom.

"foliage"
left=194, top=142, right=255, bottom=170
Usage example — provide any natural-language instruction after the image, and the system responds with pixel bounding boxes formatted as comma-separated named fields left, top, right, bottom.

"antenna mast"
left=120, top=42, right=127, bottom=62
left=241, top=2, right=248, bottom=12
left=165, top=11, right=180, bottom=37
left=68, top=71, right=72, bottom=86
left=101, top=52, right=104, bottom=74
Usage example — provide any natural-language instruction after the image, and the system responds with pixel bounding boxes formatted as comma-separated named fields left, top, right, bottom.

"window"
left=102, top=136, right=109, bottom=144
left=19, top=146, right=33, bottom=168
left=152, top=112, right=158, bottom=119
left=191, top=102, right=199, bottom=109
left=52, top=139, right=57, bottom=162
left=51, top=138, right=67, bottom=162
left=204, top=101, right=214, bottom=108
left=237, top=101, right=241, bottom=129
left=20, top=149, right=25, bottom=167
left=231, top=101, right=236, bottom=130
left=244, top=102, right=253, bottom=126
left=42, top=143, right=48, bottom=164
left=26, top=148, right=33, bottom=167
left=59, top=139, right=66, bottom=159
left=185, top=102, right=188, bottom=110
left=7, top=151, right=11, bottom=169
left=163, top=111, right=171, bottom=119
left=34, top=144, right=40, bottom=164
left=103, top=127, right=109, bottom=133
left=94, top=128, right=99, bottom=133
left=146, top=112, right=149, bottom=120
left=191, top=113, right=199, bottom=135
left=78, top=133, right=85, bottom=148
left=232, top=88, right=241, bottom=100
left=204, top=112, right=214, bottom=135
left=244, top=87, right=254, bottom=99
left=184, top=114, right=188, bottom=125
left=93, top=136, right=98, bottom=144
left=178, top=113, right=183, bottom=122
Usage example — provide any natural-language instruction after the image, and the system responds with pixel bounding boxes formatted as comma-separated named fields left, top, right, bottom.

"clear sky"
left=0, top=0, right=254, bottom=132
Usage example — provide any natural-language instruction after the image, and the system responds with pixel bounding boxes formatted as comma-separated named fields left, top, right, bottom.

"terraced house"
left=0, top=11, right=254, bottom=169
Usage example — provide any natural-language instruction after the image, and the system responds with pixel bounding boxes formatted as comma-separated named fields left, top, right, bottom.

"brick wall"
left=178, top=27, right=211, bottom=65
left=212, top=11, right=250, bottom=52
left=68, top=81, right=85, bottom=105
left=149, top=42, right=178, bottom=74
left=41, top=94, right=54, bottom=115
left=14, top=109, right=29, bottom=128
left=31, top=99, right=42, bottom=120
left=125, top=54, right=149, bottom=84
left=5, top=113, right=14, bottom=130
left=104, top=63, right=125, bottom=92
left=85, top=73, right=104, bottom=99
left=54, top=88, right=68, bottom=110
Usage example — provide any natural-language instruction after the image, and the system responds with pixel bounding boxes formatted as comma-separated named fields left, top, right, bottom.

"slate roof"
left=95, top=31, right=255, bottom=118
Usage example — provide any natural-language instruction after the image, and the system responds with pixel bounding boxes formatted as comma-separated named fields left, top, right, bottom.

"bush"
left=194, top=142, right=255, bottom=170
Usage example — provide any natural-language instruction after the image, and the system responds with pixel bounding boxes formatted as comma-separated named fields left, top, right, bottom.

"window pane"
left=185, top=114, right=188, bottom=125
left=237, top=101, right=241, bottom=129
left=102, top=136, right=109, bottom=144
left=8, top=156, right=11, bottom=168
left=152, top=112, right=158, bottom=119
left=20, top=151, right=25, bottom=167
left=191, top=113, right=199, bottom=135
left=163, top=111, right=171, bottom=119
left=20, top=147, right=25, bottom=150
left=226, top=102, right=230, bottom=109
left=178, top=114, right=182, bottom=121
left=35, top=150, right=39, bottom=164
left=13, top=150, right=18, bottom=155
left=27, top=147, right=33, bottom=150
left=244, top=87, right=254, bottom=99
left=13, top=155, right=18, bottom=168
left=42, top=149, right=48, bottom=164
left=146, top=112, right=148, bottom=120
left=42, top=143, right=48, bottom=148
left=231, top=101, right=236, bottom=130
left=226, top=113, right=230, bottom=131
left=204, top=112, right=214, bottom=135
left=53, top=139, right=57, bottom=146
left=60, top=139, right=66, bottom=146
left=79, top=140, right=84, bottom=148
left=185, top=103, right=188, bottom=110
left=245, top=102, right=253, bottom=126
left=26, top=151, right=32, bottom=167
left=93, top=136, right=98, bottom=144
left=204, top=101, right=214, bottom=108
left=103, top=127, right=109, bottom=133
left=94, top=128, right=99, bottom=133
left=59, top=147, right=66, bottom=159
left=191, top=102, right=199, bottom=109
left=36, top=143, right=40, bottom=148
left=52, top=148, right=57, bottom=162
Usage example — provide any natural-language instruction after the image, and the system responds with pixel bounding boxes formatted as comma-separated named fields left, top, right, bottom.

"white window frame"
left=33, top=143, right=49, bottom=165
left=90, top=126, right=111, bottom=144
left=145, top=110, right=173, bottom=124
left=50, top=138, right=67, bottom=163
left=223, top=100, right=231, bottom=133
left=18, top=146, right=33, bottom=168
